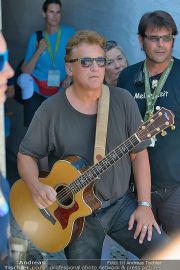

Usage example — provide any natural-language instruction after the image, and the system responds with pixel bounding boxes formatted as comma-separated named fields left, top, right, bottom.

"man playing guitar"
left=17, top=30, right=167, bottom=265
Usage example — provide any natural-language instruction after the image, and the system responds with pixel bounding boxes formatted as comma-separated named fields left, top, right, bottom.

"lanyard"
left=45, top=28, right=61, bottom=68
left=143, top=58, right=174, bottom=121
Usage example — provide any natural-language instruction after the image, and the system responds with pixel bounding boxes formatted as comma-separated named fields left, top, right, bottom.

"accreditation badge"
left=149, top=136, right=157, bottom=147
left=48, top=70, right=60, bottom=86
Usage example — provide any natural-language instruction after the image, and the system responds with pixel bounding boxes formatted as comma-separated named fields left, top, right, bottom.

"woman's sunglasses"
left=0, top=50, right=8, bottom=71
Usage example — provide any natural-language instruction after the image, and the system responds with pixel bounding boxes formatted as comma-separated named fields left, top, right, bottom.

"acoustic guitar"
left=10, top=107, right=174, bottom=253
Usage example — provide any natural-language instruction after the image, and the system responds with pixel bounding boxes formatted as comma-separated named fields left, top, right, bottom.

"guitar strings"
left=55, top=135, right=138, bottom=203
left=55, top=114, right=166, bottom=204
left=55, top=134, right=138, bottom=203
left=56, top=120, right=165, bottom=204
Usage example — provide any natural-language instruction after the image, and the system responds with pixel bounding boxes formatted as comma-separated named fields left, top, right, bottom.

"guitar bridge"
left=39, top=209, right=56, bottom=225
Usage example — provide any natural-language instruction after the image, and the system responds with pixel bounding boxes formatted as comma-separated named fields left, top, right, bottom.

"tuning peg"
left=171, top=125, right=176, bottom=131
left=161, top=130, right=167, bottom=136
left=156, top=106, right=161, bottom=111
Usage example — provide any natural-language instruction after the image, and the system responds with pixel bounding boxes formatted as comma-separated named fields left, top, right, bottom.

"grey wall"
left=2, top=0, right=180, bottom=66
left=2, top=1, right=180, bottom=183
left=2, top=0, right=44, bottom=67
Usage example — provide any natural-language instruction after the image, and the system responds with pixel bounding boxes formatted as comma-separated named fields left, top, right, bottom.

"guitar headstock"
left=137, top=107, right=175, bottom=141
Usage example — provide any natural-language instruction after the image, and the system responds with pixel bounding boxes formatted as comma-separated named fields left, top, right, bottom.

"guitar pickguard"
left=54, top=201, right=79, bottom=230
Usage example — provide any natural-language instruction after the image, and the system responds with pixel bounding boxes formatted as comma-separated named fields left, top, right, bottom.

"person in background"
left=18, top=0, right=75, bottom=128
left=0, top=31, right=14, bottom=267
left=0, top=34, right=14, bottom=102
left=17, top=30, right=167, bottom=266
left=104, top=40, right=127, bottom=86
left=118, top=10, right=180, bottom=237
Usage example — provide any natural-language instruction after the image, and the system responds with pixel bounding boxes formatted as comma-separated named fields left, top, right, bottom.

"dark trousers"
left=23, top=92, right=46, bottom=128
left=152, top=186, right=180, bottom=235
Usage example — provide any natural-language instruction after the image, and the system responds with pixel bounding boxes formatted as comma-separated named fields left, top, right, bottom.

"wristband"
left=138, top=201, right=152, bottom=207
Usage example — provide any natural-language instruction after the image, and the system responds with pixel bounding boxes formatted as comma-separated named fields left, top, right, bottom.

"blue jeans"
left=152, top=186, right=180, bottom=235
left=64, top=191, right=168, bottom=265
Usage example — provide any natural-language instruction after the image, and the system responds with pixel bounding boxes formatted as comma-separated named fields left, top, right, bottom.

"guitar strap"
left=94, top=84, right=110, bottom=164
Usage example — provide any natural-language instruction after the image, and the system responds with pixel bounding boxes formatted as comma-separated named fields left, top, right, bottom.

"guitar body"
left=10, top=156, right=102, bottom=253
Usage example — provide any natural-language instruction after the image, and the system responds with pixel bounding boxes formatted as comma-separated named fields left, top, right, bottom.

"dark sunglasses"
left=69, top=57, right=107, bottom=68
left=0, top=50, right=8, bottom=71
left=144, top=34, right=174, bottom=43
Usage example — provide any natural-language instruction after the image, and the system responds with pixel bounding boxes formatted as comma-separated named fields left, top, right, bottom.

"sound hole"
left=56, top=185, right=74, bottom=207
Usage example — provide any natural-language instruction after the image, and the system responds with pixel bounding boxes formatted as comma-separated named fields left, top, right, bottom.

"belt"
left=152, top=186, right=178, bottom=193
left=100, top=191, right=130, bottom=209
left=101, top=198, right=116, bottom=208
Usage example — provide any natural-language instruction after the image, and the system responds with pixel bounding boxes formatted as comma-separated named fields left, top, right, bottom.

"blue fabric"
left=0, top=176, right=10, bottom=259
left=71, top=158, right=89, bottom=171
left=5, top=116, right=11, bottom=137
left=24, top=25, right=75, bottom=96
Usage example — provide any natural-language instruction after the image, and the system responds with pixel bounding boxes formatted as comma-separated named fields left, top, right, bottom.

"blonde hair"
left=65, top=30, right=106, bottom=62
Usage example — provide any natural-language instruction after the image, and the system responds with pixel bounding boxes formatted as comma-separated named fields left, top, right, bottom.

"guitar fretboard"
left=69, top=133, right=140, bottom=193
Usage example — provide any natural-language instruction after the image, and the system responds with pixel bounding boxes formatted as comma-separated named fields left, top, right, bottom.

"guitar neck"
left=69, top=133, right=141, bottom=193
